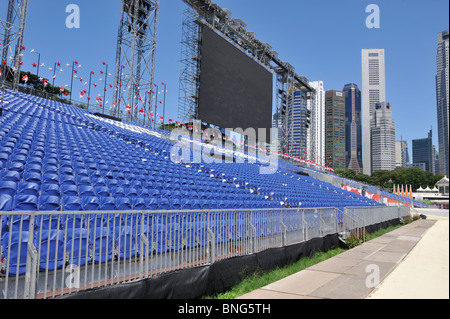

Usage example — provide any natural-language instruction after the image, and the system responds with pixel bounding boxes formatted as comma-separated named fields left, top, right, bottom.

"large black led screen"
left=198, top=26, right=273, bottom=141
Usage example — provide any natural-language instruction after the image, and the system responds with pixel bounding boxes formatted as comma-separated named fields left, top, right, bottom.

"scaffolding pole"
left=113, top=0, right=159, bottom=123
left=0, top=0, right=29, bottom=90
left=178, top=7, right=202, bottom=124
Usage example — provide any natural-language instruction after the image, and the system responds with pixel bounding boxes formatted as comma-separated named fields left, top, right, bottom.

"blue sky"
left=6, top=0, right=449, bottom=150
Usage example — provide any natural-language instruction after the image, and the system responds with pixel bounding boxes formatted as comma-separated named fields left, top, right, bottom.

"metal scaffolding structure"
left=112, top=0, right=159, bottom=122
left=177, top=8, right=202, bottom=124
left=276, top=66, right=313, bottom=157
left=179, top=0, right=314, bottom=155
left=0, top=0, right=29, bottom=90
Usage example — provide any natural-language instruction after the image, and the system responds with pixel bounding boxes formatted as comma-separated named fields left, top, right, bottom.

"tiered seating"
left=0, top=89, right=383, bottom=275
left=196, top=162, right=382, bottom=211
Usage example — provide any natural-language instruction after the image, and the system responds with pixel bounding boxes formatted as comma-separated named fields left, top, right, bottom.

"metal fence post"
left=24, top=213, right=37, bottom=299
left=280, top=210, right=287, bottom=247
left=139, top=211, right=149, bottom=279
left=302, top=210, right=307, bottom=242
left=249, top=211, right=256, bottom=254
left=317, top=208, right=324, bottom=237
left=206, top=211, right=215, bottom=264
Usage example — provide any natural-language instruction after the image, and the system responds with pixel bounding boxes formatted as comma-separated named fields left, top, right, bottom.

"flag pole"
left=87, top=71, right=92, bottom=109
left=154, top=84, right=158, bottom=130
left=69, top=61, right=74, bottom=103
left=163, top=82, right=166, bottom=131
left=103, top=63, right=108, bottom=114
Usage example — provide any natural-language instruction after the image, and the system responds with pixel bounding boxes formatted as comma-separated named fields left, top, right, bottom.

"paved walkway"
left=238, top=209, right=449, bottom=299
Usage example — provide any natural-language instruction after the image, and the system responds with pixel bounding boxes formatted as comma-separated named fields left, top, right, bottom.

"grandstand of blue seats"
left=0, top=89, right=384, bottom=277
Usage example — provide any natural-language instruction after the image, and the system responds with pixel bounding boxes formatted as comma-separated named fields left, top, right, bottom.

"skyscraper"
left=325, top=90, right=346, bottom=170
left=361, top=49, right=386, bottom=175
left=436, top=30, right=449, bottom=176
left=286, top=90, right=309, bottom=159
left=395, top=140, right=410, bottom=168
left=308, top=81, right=326, bottom=166
left=343, top=83, right=362, bottom=173
left=413, top=129, right=435, bottom=174
left=371, top=102, right=396, bottom=172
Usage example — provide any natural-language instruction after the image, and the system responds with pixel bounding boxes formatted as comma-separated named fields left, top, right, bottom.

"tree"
left=334, top=169, right=356, bottom=180
left=333, top=167, right=443, bottom=192
left=3, top=66, right=70, bottom=96
left=355, top=173, right=371, bottom=184
left=371, top=170, right=392, bottom=189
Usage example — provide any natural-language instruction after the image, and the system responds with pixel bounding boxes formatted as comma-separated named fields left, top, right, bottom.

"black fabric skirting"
left=60, top=218, right=401, bottom=299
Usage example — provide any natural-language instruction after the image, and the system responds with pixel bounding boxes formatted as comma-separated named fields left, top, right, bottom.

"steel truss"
left=177, top=7, right=202, bottom=124
left=275, top=66, right=313, bottom=157
left=180, top=0, right=314, bottom=154
left=0, top=0, right=28, bottom=90
left=113, top=0, right=159, bottom=122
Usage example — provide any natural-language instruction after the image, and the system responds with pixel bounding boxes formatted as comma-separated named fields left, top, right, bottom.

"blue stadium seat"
left=13, top=194, right=38, bottom=211
left=66, top=228, right=90, bottom=266
left=132, top=197, right=146, bottom=210
left=6, top=162, right=24, bottom=173
left=89, top=227, right=113, bottom=263
left=62, top=196, right=82, bottom=211
left=35, top=229, right=65, bottom=271
left=42, top=173, right=59, bottom=185
left=81, top=196, right=100, bottom=211
left=61, top=184, right=78, bottom=197
left=99, top=197, right=116, bottom=211
left=0, top=194, right=13, bottom=213
left=25, top=163, right=42, bottom=173
left=0, top=181, right=17, bottom=197
left=94, top=186, right=110, bottom=197
left=2, top=170, right=21, bottom=183
left=114, top=225, right=136, bottom=259
left=60, top=175, right=76, bottom=186
left=116, top=197, right=132, bottom=211
left=39, top=195, right=61, bottom=211
left=79, top=185, right=95, bottom=197
left=41, top=183, right=60, bottom=197
left=145, top=197, right=159, bottom=210
left=1, top=231, right=30, bottom=275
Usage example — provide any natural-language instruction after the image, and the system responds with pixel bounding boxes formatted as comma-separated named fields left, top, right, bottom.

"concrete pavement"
left=238, top=209, right=449, bottom=299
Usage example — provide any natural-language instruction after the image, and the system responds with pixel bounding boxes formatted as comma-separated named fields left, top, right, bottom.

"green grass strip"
left=206, top=223, right=404, bottom=299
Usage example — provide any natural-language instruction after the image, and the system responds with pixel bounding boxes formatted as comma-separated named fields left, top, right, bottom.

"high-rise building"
left=436, top=30, right=449, bottom=176
left=395, top=140, right=410, bottom=168
left=308, top=81, right=326, bottom=166
left=434, top=148, right=440, bottom=175
left=276, top=89, right=310, bottom=159
left=371, top=102, right=395, bottom=172
left=343, top=83, right=362, bottom=173
left=325, top=90, right=346, bottom=170
left=361, top=49, right=386, bottom=175
left=412, top=129, right=435, bottom=173
left=286, top=90, right=309, bottom=159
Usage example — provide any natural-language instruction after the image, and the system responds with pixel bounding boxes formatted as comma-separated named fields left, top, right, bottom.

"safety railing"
left=340, top=206, right=411, bottom=244
left=0, top=206, right=408, bottom=299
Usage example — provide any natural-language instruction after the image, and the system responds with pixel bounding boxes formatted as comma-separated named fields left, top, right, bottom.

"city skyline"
left=6, top=0, right=449, bottom=167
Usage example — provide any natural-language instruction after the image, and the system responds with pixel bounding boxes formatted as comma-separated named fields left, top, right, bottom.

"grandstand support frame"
left=0, top=0, right=29, bottom=91
left=275, top=67, right=313, bottom=158
left=177, top=7, right=202, bottom=124
left=179, top=0, right=315, bottom=133
left=112, top=0, right=159, bottom=122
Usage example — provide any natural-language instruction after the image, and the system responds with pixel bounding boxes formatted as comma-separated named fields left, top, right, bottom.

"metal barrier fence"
left=342, top=206, right=411, bottom=243
left=0, top=206, right=409, bottom=299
